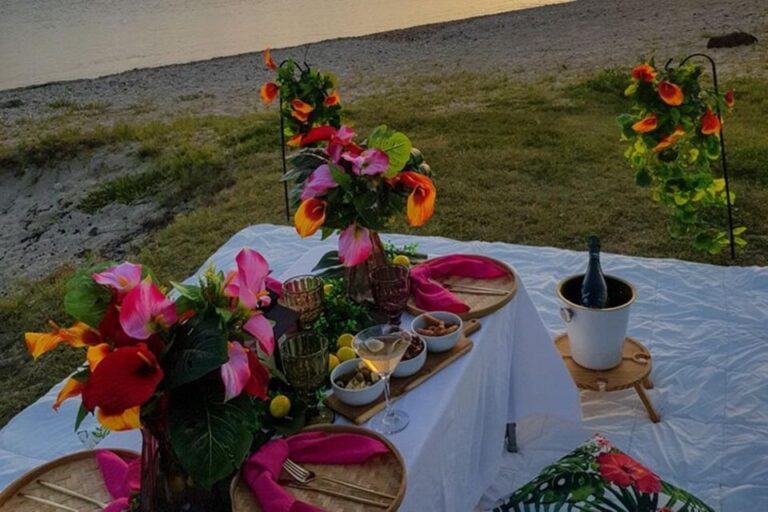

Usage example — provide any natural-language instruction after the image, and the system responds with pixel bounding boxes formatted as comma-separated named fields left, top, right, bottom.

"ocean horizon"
left=0, top=0, right=570, bottom=91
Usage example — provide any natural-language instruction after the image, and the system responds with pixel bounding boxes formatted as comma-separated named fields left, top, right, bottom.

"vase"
left=139, top=425, right=226, bottom=512
left=344, top=231, right=388, bottom=304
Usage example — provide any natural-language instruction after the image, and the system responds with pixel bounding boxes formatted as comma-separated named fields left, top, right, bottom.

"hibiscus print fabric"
left=494, top=434, right=713, bottom=512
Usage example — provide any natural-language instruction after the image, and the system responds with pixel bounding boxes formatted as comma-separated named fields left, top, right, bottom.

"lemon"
left=269, top=395, right=291, bottom=418
left=328, top=354, right=340, bottom=372
left=392, top=254, right=411, bottom=266
left=337, top=333, right=354, bottom=349
left=337, top=346, right=356, bottom=362
left=323, top=283, right=334, bottom=295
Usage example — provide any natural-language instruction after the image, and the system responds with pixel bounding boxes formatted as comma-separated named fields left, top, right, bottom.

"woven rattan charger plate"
left=231, top=424, right=405, bottom=511
left=405, top=255, right=518, bottom=320
left=0, top=449, right=139, bottom=511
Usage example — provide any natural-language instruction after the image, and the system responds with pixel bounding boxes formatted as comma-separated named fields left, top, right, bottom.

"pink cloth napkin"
left=243, top=432, right=390, bottom=512
left=410, top=254, right=509, bottom=313
left=94, top=450, right=141, bottom=512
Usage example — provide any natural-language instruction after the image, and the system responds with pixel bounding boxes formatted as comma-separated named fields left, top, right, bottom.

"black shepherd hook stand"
left=665, top=53, right=736, bottom=259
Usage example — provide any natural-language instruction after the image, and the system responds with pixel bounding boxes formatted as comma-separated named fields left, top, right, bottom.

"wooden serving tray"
left=324, top=319, right=481, bottom=424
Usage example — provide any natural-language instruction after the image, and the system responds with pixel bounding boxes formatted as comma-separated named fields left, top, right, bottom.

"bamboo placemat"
left=231, top=425, right=405, bottom=512
left=324, top=319, right=480, bottom=424
left=0, top=449, right=139, bottom=511
left=406, top=255, right=517, bottom=320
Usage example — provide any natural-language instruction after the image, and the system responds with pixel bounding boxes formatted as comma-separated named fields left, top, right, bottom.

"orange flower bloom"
left=25, top=321, right=101, bottom=360
left=260, top=82, right=279, bottom=105
left=53, top=377, right=85, bottom=411
left=658, top=81, right=684, bottom=106
left=97, top=406, right=141, bottom=431
left=653, top=126, right=685, bottom=153
left=324, top=91, right=340, bottom=106
left=294, top=198, right=326, bottom=237
left=291, top=99, right=314, bottom=123
left=725, top=89, right=735, bottom=109
left=263, top=48, right=277, bottom=71
left=632, top=113, right=658, bottom=133
left=631, top=64, right=656, bottom=83
left=286, top=134, right=303, bottom=147
left=700, top=109, right=721, bottom=135
left=399, top=172, right=436, bottom=227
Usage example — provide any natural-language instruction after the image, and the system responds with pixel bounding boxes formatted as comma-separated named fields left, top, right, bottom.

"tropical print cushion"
left=493, top=434, right=713, bottom=512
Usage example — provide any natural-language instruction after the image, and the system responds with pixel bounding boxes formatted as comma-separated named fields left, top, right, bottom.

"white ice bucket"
left=557, top=274, right=636, bottom=370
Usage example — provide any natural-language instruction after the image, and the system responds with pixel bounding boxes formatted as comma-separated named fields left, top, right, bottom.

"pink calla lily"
left=244, top=313, right=275, bottom=355
left=234, top=249, right=272, bottom=309
left=119, top=279, right=177, bottom=340
left=338, top=224, right=372, bottom=267
left=301, top=164, right=338, bottom=200
left=93, top=263, right=142, bottom=293
left=221, top=342, right=251, bottom=401
left=342, top=149, right=389, bottom=176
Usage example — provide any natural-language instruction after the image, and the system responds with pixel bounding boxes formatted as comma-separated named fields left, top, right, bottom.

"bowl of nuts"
left=411, top=311, right=463, bottom=353
left=393, top=335, right=426, bottom=378
left=331, top=359, right=385, bottom=406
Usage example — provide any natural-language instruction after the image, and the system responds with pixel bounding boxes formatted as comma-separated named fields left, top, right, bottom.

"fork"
left=282, top=458, right=396, bottom=500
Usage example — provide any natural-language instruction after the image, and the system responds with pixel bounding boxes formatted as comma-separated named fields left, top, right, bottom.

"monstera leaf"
left=164, top=308, right=228, bottom=389
left=366, top=125, right=412, bottom=178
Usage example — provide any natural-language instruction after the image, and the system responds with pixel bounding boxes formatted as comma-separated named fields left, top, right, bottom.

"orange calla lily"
left=286, top=134, right=303, bottom=147
left=700, top=109, right=721, bottom=135
left=724, top=90, right=735, bottom=109
left=25, top=321, right=101, bottom=360
left=260, top=82, right=279, bottom=105
left=263, top=48, right=277, bottom=71
left=53, top=377, right=85, bottom=411
left=97, top=406, right=141, bottom=431
left=324, top=91, right=340, bottom=106
left=294, top=198, right=326, bottom=237
left=658, top=81, right=684, bottom=106
left=87, top=343, right=111, bottom=371
left=632, top=114, right=658, bottom=133
left=631, top=64, right=656, bottom=83
left=399, top=172, right=436, bottom=227
left=290, top=99, right=314, bottom=123
left=653, top=126, right=685, bottom=153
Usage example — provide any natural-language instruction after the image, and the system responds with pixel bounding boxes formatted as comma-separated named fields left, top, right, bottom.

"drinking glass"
left=369, top=264, right=411, bottom=326
left=353, top=325, right=412, bottom=434
left=279, top=332, right=334, bottom=423
left=283, top=275, right=324, bottom=329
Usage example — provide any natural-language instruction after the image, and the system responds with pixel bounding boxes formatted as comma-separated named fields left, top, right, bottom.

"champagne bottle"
left=581, top=235, right=608, bottom=308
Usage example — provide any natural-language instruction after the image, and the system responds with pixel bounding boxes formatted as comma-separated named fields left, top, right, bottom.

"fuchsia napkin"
left=243, top=432, right=390, bottom=512
left=410, top=255, right=510, bottom=313
left=94, top=450, right=141, bottom=512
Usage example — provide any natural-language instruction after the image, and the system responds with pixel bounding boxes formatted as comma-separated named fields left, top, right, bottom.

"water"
left=0, top=0, right=569, bottom=91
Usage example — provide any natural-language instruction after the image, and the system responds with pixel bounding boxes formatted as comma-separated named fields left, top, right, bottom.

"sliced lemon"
left=336, top=333, right=354, bottom=349
left=269, top=395, right=291, bottom=418
left=392, top=254, right=411, bottom=266
left=328, top=354, right=340, bottom=372
left=336, top=346, right=356, bottom=362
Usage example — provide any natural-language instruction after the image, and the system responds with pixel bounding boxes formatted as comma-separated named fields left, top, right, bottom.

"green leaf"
left=732, top=226, right=747, bottom=236
left=328, top=164, right=352, bottom=190
left=74, top=404, right=90, bottom=432
left=169, top=388, right=254, bottom=489
left=635, top=169, right=652, bottom=187
left=171, top=281, right=202, bottom=301
left=366, top=125, right=412, bottom=177
left=164, top=309, right=228, bottom=389
left=312, top=250, right=340, bottom=271
left=64, top=262, right=115, bottom=326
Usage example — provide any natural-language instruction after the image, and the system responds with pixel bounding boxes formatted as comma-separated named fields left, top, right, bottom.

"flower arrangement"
left=24, top=249, right=299, bottom=495
left=617, top=61, right=745, bottom=254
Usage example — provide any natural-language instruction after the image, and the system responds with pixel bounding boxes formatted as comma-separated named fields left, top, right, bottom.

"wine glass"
left=369, top=264, right=411, bottom=326
left=282, top=275, right=324, bottom=329
left=279, top=332, right=334, bottom=424
left=353, top=325, right=412, bottom=434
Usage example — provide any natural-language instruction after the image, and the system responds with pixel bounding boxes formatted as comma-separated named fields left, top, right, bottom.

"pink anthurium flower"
left=342, top=149, right=389, bottom=176
left=244, top=312, right=275, bottom=355
left=301, top=164, right=339, bottom=200
left=338, top=224, right=372, bottom=267
left=327, top=126, right=357, bottom=163
left=221, top=342, right=251, bottom=401
left=119, top=279, right=177, bottom=340
left=227, top=249, right=272, bottom=309
left=93, top=262, right=142, bottom=293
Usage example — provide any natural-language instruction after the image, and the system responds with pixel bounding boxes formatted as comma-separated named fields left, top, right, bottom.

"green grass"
left=1, top=69, right=767, bottom=426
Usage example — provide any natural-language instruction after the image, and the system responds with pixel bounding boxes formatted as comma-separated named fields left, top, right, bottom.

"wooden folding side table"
left=554, top=334, right=660, bottom=423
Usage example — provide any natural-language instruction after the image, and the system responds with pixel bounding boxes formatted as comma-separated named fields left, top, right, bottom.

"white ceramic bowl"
left=411, top=311, right=464, bottom=353
left=330, top=358, right=385, bottom=406
left=393, top=337, right=427, bottom=378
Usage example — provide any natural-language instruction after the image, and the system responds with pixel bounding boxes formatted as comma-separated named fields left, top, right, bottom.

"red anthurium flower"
left=324, top=91, right=340, bottom=106
left=82, top=344, right=163, bottom=416
left=25, top=321, right=101, bottom=360
left=399, top=171, right=437, bottom=227
left=92, top=262, right=142, bottom=294
left=294, top=198, right=326, bottom=238
left=244, top=349, right=269, bottom=400
left=701, top=109, right=721, bottom=135
left=260, top=82, right=279, bottom=105
left=652, top=125, right=685, bottom=153
left=327, top=126, right=357, bottom=162
left=291, top=99, right=314, bottom=123
left=263, top=48, right=277, bottom=71
left=631, top=113, right=658, bottom=133
left=119, top=279, right=177, bottom=340
left=338, top=224, right=372, bottom=267
left=300, top=125, right=337, bottom=146
left=724, top=89, right=735, bottom=109
left=658, top=80, right=684, bottom=106
left=597, top=452, right=661, bottom=494
left=631, top=64, right=656, bottom=83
